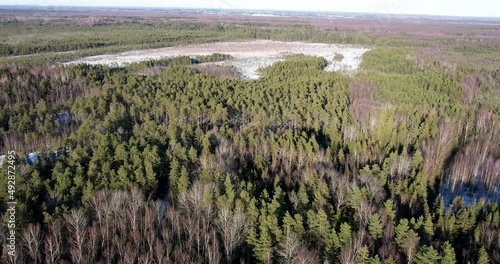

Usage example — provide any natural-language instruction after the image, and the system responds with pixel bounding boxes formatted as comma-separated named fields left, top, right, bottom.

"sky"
left=2, top=0, right=500, bottom=18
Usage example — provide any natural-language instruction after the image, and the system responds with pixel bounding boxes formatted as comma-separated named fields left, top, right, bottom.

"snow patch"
left=66, top=40, right=370, bottom=79
left=440, top=178, right=500, bottom=210
left=26, top=152, right=39, bottom=164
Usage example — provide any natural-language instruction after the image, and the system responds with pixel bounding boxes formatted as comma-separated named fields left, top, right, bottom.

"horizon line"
left=1, top=4, right=499, bottom=19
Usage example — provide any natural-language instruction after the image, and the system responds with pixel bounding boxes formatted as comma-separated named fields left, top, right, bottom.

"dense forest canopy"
left=0, top=12, right=499, bottom=264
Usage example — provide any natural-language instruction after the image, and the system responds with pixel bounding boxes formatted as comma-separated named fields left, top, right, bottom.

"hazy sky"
left=2, top=0, right=500, bottom=17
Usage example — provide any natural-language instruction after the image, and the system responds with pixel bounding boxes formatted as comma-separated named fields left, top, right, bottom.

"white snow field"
left=66, top=40, right=370, bottom=79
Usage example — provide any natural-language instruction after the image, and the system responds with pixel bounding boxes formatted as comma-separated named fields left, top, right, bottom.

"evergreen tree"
left=356, top=246, right=371, bottom=264
left=415, top=245, right=441, bottom=264
left=477, top=247, right=489, bottom=264
left=369, top=213, right=383, bottom=240
left=440, top=241, right=456, bottom=264
left=338, top=222, right=352, bottom=246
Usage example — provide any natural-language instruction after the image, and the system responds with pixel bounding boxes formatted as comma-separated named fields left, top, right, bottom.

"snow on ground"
left=0, top=152, right=39, bottom=168
left=26, top=152, right=39, bottom=164
left=66, top=40, right=370, bottom=79
left=440, top=179, right=500, bottom=211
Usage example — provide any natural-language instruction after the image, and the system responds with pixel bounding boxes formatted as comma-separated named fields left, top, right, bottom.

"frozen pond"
left=66, top=40, right=370, bottom=79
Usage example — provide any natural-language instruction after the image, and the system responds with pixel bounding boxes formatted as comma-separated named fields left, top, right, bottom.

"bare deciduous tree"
left=153, top=241, right=165, bottom=264
left=402, top=232, right=419, bottom=264
left=161, top=226, right=173, bottom=261
left=356, top=198, right=374, bottom=227
left=44, top=221, right=61, bottom=264
left=344, top=125, right=357, bottom=144
left=65, top=208, right=87, bottom=264
left=216, top=207, right=249, bottom=263
left=123, top=241, right=137, bottom=264
left=138, top=252, right=152, bottom=264
left=207, top=228, right=222, bottom=264
left=358, top=172, right=385, bottom=204
left=277, top=232, right=302, bottom=264
left=339, top=230, right=367, bottom=264
left=293, top=248, right=319, bottom=264
left=127, top=185, right=145, bottom=233
left=22, top=223, right=43, bottom=264
left=88, top=189, right=111, bottom=251
left=422, top=118, right=458, bottom=182
left=179, top=181, right=214, bottom=256
left=389, top=155, right=412, bottom=180
left=215, top=137, right=237, bottom=173
left=331, top=175, right=349, bottom=210
left=88, top=224, right=100, bottom=262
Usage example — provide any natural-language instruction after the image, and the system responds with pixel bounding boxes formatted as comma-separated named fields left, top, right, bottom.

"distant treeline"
left=1, top=19, right=497, bottom=66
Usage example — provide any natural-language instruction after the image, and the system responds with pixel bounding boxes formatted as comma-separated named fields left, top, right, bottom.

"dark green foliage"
left=193, top=53, right=233, bottom=63
left=440, top=241, right=457, bottom=264
left=477, top=247, right=489, bottom=264
left=415, top=245, right=441, bottom=264
left=361, top=47, right=418, bottom=75
left=368, top=213, right=383, bottom=240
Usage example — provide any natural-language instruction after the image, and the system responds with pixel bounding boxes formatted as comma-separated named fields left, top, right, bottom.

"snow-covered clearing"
left=66, top=40, right=370, bottom=79
left=440, top=179, right=500, bottom=210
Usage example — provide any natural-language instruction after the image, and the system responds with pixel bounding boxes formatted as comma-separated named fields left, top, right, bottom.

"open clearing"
left=67, top=40, right=370, bottom=79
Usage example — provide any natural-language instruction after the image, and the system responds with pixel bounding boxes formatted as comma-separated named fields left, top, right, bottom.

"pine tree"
left=328, top=227, right=341, bottom=256
left=247, top=197, right=259, bottom=223
left=139, top=145, right=159, bottom=193
left=283, top=211, right=304, bottom=237
left=370, top=255, right=382, bottom=264
left=168, top=158, right=180, bottom=195
left=423, top=214, right=434, bottom=239
left=218, top=174, right=235, bottom=208
left=177, top=166, right=189, bottom=194
left=338, top=222, right=352, bottom=246
left=307, top=209, right=331, bottom=248
left=282, top=211, right=295, bottom=235
left=356, top=246, right=371, bottom=264
left=368, top=213, right=383, bottom=240
left=298, top=183, right=309, bottom=210
left=248, top=209, right=274, bottom=263
left=384, top=199, right=396, bottom=221
left=414, top=245, right=440, bottom=264
left=477, top=247, right=489, bottom=264
left=395, top=219, right=420, bottom=263
left=440, top=241, right=456, bottom=264
left=188, top=146, right=198, bottom=161
left=395, top=218, right=410, bottom=246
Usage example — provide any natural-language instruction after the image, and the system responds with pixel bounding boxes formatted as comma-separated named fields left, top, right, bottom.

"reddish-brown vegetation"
left=347, top=81, right=382, bottom=123
left=448, top=110, right=500, bottom=191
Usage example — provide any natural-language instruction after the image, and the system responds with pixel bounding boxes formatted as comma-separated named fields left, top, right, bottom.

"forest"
left=0, top=10, right=500, bottom=264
